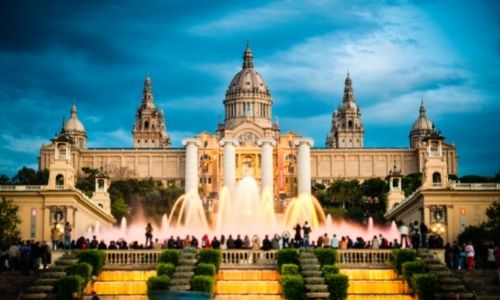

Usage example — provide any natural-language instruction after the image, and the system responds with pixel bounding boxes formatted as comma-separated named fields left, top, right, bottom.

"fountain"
left=84, top=176, right=399, bottom=245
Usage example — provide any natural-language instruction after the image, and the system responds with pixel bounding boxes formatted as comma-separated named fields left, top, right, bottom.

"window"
left=348, top=120, right=353, bottom=129
left=56, top=174, right=64, bottom=186
left=432, top=172, right=442, bottom=183
left=144, top=121, right=149, bottom=130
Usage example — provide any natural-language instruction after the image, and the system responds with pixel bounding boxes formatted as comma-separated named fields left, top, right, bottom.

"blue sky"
left=0, top=0, right=499, bottom=177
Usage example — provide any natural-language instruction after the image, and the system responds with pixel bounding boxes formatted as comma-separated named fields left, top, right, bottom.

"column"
left=182, top=138, right=201, bottom=194
left=219, top=139, right=239, bottom=192
left=258, top=138, right=276, bottom=194
left=294, top=138, right=314, bottom=196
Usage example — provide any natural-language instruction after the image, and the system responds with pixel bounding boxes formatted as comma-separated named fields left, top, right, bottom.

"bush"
left=158, top=249, right=181, bottom=265
left=157, top=263, right=176, bottom=277
left=276, top=249, right=299, bottom=272
left=412, top=274, right=437, bottom=300
left=392, top=248, right=416, bottom=274
left=197, top=249, right=222, bottom=271
left=321, top=264, right=339, bottom=275
left=191, top=275, right=215, bottom=293
left=67, top=262, right=93, bottom=287
left=325, top=273, right=349, bottom=300
left=195, top=263, right=216, bottom=276
left=282, top=264, right=300, bottom=275
left=78, top=250, right=106, bottom=276
left=314, top=248, right=337, bottom=266
left=281, top=275, right=304, bottom=300
left=56, top=275, right=84, bottom=300
left=147, top=275, right=170, bottom=291
left=402, top=261, right=428, bottom=286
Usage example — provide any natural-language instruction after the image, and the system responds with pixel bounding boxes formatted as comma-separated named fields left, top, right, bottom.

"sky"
left=0, top=0, right=499, bottom=177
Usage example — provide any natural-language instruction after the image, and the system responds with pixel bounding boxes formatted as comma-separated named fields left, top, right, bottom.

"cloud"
left=88, top=129, right=132, bottom=148
left=168, top=131, right=198, bottom=147
left=1, top=134, right=47, bottom=154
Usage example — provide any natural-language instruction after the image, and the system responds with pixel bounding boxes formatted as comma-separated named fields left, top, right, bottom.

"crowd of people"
left=0, top=240, right=52, bottom=274
left=445, top=241, right=500, bottom=270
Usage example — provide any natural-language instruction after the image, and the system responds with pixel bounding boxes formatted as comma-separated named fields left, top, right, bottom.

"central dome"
left=225, top=46, right=271, bottom=98
left=64, top=104, right=85, bottom=132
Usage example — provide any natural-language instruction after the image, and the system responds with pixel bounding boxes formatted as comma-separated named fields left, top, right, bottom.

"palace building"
left=38, top=45, right=458, bottom=199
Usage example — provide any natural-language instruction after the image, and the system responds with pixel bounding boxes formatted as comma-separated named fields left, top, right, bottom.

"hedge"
left=281, top=275, right=304, bottom=300
left=157, top=263, right=176, bottom=278
left=56, top=275, right=84, bottom=300
left=66, top=262, right=93, bottom=287
left=78, top=250, right=106, bottom=276
left=147, top=275, right=170, bottom=291
left=314, top=248, right=337, bottom=266
left=412, top=274, right=437, bottom=300
left=191, top=275, right=215, bottom=293
left=325, top=273, right=349, bottom=300
left=281, top=263, right=300, bottom=275
left=402, top=260, right=428, bottom=286
left=195, top=263, right=216, bottom=277
left=158, top=249, right=181, bottom=266
left=276, top=249, right=299, bottom=272
left=321, top=264, right=339, bottom=275
left=197, top=249, right=222, bottom=271
left=392, top=248, right=416, bottom=274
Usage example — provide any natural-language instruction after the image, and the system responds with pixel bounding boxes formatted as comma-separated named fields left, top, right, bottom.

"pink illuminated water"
left=83, top=177, right=399, bottom=245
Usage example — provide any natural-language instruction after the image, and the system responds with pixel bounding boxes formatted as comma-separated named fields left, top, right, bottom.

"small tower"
left=387, top=166, right=405, bottom=211
left=421, top=131, right=449, bottom=190
left=132, top=75, right=171, bottom=148
left=47, top=134, right=75, bottom=190
left=92, top=169, right=111, bottom=214
left=409, top=100, right=433, bottom=148
left=326, top=73, right=364, bottom=148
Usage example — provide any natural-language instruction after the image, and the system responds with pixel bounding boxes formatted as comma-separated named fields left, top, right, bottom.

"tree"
left=10, top=167, right=48, bottom=185
left=484, top=201, right=500, bottom=243
left=402, top=173, right=422, bottom=196
left=0, top=174, right=10, bottom=184
left=0, top=197, right=21, bottom=248
left=75, top=167, right=99, bottom=197
left=111, top=196, right=130, bottom=221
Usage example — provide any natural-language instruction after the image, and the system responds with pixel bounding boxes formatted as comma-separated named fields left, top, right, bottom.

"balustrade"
left=336, top=249, right=392, bottom=265
left=221, top=249, right=277, bottom=266
left=104, top=250, right=162, bottom=266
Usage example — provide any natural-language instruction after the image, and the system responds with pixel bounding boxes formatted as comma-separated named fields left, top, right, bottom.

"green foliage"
left=0, top=197, right=21, bottom=248
left=314, top=248, right=337, bottom=266
left=197, top=249, right=222, bottom=271
left=195, top=263, right=216, bottom=276
left=11, top=167, right=49, bottom=185
left=325, top=273, right=349, bottom=300
left=321, top=264, right=340, bottom=275
left=75, top=167, right=99, bottom=197
left=191, top=275, right=215, bottom=293
left=327, top=179, right=362, bottom=207
left=412, top=274, right=437, bottom=300
left=78, top=250, right=106, bottom=276
left=392, top=249, right=416, bottom=274
left=458, top=201, right=500, bottom=244
left=281, top=264, right=300, bottom=275
left=402, top=173, right=422, bottom=197
left=156, top=263, right=175, bottom=277
left=111, top=196, right=130, bottom=221
left=276, top=249, right=299, bottom=272
left=67, top=262, right=93, bottom=287
left=56, top=275, right=84, bottom=300
left=147, top=275, right=170, bottom=291
left=159, top=249, right=181, bottom=265
left=402, top=261, right=428, bottom=285
left=281, top=275, right=304, bottom=300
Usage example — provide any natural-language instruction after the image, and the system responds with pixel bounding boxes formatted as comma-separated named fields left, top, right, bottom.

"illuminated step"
left=215, top=295, right=283, bottom=300
left=215, top=280, right=281, bottom=294
left=96, top=271, right=157, bottom=281
left=347, top=295, right=416, bottom=300
left=217, top=270, right=280, bottom=281
left=83, top=296, right=148, bottom=300
left=86, top=281, right=148, bottom=295
left=348, top=280, right=411, bottom=294
left=340, top=269, right=399, bottom=280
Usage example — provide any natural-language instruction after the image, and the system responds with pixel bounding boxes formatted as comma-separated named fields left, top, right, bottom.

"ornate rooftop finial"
left=242, top=42, right=254, bottom=69
left=419, top=97, right=426, bottom=117
left=343, top=72, right=354, bottom=103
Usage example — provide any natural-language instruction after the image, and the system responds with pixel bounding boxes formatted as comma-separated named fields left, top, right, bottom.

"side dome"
left=64, top=104, right=86, bottom=132
left=225, top=46, right=271, bottom=97
left=411, top=101, right=433, bottom=132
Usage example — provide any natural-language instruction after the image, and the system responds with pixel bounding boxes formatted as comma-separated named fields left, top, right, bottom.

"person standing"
left=64, top=222, right=72, bottom=250
left=303, top=221, right=311, bottom=247
left=398, top=221, right=410, bottom=248
left=465, top=242, right=475, bottom=270
left=145, top=223, right=153, bottom=248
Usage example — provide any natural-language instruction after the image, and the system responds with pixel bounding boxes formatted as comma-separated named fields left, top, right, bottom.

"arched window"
left=56, top=174, right=64, bottom=186
left=348, top=120, right=353, bottom=129
left=432, top=172, right=441, bottom=183
left=144, top=121, right=149, bottom=130
left=98, top=179, right=105, bottom=191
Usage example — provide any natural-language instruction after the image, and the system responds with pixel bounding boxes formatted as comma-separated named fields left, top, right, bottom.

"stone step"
left=35, top=278, right=57, bottom=285
left=300, top=253, right=316, bottom=258
left=427, top=264, right=448, bottom=271
left=435, top=292, right=474, bottom=299
left=168, top=284, right=190, bottom=291
left=432, top=270, right=454, bottom=278
left=302, top=270, right=322, bottom=277
left=178, top=258, right=197, bottom=265
left=40, top=271, right=66, bottom=278
left=438, top=277, right=462, bottom=285
left=28, top=285, right=54, bottom=293
left=439, top=284, right=467, bottom=293
left=47, top=265, right=67, bottom=272
left=55, top=258, right=78, bottom=265
left=20, top=293, right=49, bottom=299
left=301, top=264, right=321, bottom=271
left=171, top=271, right=194, bottom=278
left=305, top=284, right=328, bottom=292
left=215, top=296, right=283, bottom=300
left=305, top=292, right=330, bottom=299
left=170, top=278, right=191, bottom=285
left=304, top=277, right=325, bottom=285
left=175, top=265, right=194, bottom=272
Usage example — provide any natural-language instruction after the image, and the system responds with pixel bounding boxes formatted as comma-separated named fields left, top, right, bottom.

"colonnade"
left=182, top=137, right=313, bottom=197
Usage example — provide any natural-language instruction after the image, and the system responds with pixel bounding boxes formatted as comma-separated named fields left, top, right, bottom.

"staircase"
left=299, top=250, right=330, bottom=299
left=0, top=271, right=39, bottom=300
left=454, top=269, right=500, bottom=300
left=168, top=248, right=197, bottom=292
left=214, top=269, right=282, bottom=300
left=84, top=270, right=156, bottom=299
left=340, top=268, right=415, bottom=300
left=417, top=249, right=474, bottom=299
left=20, top=251, right=79, bottom=299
